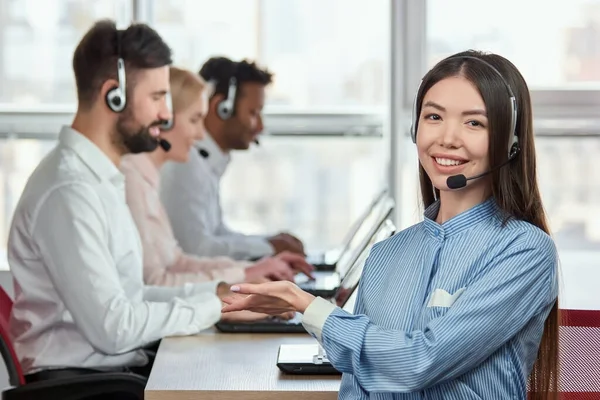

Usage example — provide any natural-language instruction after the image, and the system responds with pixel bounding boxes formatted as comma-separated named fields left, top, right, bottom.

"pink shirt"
left=121, top=153, right=248, bottom=286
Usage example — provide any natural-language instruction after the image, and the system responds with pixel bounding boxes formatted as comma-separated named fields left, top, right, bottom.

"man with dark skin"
left=161, top=57, right=305, bottom=261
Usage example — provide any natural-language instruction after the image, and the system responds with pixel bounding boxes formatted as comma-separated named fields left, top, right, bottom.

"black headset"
left=410, top=55, right=519, bottom=161
left=159, top=91, right=174, bottom=130
left=216, top=77, right=237, bottom=120
left=105, top=30, right=127, bottom=113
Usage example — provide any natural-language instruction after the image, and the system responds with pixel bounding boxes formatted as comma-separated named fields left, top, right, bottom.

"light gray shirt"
left=160, top=133, right=273, bottom=260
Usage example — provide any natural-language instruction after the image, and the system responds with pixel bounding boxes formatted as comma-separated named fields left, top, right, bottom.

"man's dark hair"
left=199, top=56, right=273, bottom=100
left=72, top=19, right=172, bottom=108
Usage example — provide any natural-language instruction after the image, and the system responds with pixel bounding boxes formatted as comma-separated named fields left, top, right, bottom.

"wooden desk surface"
left=145, top=329, right=340, bottom=400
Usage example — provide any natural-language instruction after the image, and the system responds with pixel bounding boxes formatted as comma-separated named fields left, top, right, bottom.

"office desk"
left=145, top=330, right=340, bottom=400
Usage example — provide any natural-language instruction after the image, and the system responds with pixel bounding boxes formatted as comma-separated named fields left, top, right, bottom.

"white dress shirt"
left=160, top=133, right=274, bottom=260
left=8, top=126, right=223, bottom=374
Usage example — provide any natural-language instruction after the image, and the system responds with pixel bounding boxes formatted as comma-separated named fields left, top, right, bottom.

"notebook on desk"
left=296, top=195, right=395, bottom=298
left=275, top=289, right=359, bottom=375
left=215, top=219, right=395, bottom=334
left=306, top=189, right=388, bottom=271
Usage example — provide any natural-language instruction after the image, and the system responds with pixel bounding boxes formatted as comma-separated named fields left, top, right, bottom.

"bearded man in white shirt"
left=7, top=19, right=268, bottom=384
left=160, top=57, right=305, bottom=261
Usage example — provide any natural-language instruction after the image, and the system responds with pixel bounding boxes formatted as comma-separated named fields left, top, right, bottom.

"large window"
left=0, top=0, right=132, bottom=106
left=426, top=0, right=600, bottom=90
left=0, top=0, right=598, bottom=300
left=153, top=0, right=389, bottom=110
left=0, top=138, right=56, bottom=269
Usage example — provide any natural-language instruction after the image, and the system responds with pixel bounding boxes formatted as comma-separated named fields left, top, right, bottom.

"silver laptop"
left=296, top=195, right=395, bottom=297
left=276, top=289, right=359, bottom=375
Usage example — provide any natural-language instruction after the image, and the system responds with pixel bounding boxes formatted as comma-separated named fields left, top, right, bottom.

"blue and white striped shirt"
left=302, top=198, right=558, bottom=399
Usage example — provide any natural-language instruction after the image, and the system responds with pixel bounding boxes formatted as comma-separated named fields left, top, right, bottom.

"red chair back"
left=558, top=309, right=600, bottom=399
left=0, top=285, right=25, bottom=386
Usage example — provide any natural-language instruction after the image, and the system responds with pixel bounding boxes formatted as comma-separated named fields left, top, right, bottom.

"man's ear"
left=208, top=94, right=225, bottom=114
left=100, top=79, right=119, bottom=101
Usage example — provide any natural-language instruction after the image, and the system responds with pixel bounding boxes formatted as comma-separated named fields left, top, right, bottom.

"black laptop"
left=295, top=195, right=395, bottom=298
left=306, top=189, right=388, bottom=271
left=215, top=219, right=395, bottom=334
left=275, top=289, right=360, bottom=375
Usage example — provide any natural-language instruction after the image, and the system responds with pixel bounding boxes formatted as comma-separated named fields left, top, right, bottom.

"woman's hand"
left=221, top=281, right=316, bottom=315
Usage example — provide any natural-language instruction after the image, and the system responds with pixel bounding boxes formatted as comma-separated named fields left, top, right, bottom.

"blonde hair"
left=169, top=66, right=212, bottom=114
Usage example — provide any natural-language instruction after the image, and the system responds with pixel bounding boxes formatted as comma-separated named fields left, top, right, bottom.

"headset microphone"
left=198, top=148, right=209, bottom=158
left=446, top=154, right=516, bottom=189
left=158, top=138, right=171, bottom=152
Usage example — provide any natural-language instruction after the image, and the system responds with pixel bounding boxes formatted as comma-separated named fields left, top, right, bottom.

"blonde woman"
left=121, top=67, right=313, bottom=287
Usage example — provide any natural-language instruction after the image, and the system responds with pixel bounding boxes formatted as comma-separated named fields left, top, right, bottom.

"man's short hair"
left=72, top=19, right=172, bottom=108
left=198, top=57, right=273, bottom=100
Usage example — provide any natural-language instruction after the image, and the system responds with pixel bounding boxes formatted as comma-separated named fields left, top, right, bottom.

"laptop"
left=215, top=219, right=395, bottom=334
left=295, top=195, right=395, bottom=298
left=306, top=189, right=388, bottom=271
left=275, top=289, right=359, bottom=375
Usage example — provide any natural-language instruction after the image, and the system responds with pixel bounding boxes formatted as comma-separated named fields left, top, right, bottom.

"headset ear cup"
left=216, top=77, right=237, bottom=120
left=410, top=81, right=421, bottom=144
left=508, top=135, right=519, bottom=160
left=217, top=102, right=231, bottom=120
left=509, top=142, right=519, bottom=160
left=160, top=115, right=174, bottom=131
left=106, top=87, right=125, bottom=113
left=159, top=91, right=174, bottom=130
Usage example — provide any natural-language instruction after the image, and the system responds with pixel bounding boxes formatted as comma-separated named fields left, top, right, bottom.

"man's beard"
left=114, top=109, right=160, bottom=154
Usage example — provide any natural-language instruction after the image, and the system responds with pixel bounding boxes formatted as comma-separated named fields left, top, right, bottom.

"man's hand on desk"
left=244, top=253, right=314, bottom=283
left=268, top=232, right=305, bottom=256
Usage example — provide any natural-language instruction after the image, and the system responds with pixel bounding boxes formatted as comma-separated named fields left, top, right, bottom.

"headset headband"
left=410, top=55, right=519, bottom=160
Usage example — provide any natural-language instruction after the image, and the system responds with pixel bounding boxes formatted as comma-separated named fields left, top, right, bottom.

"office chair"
left=557, top=309, right=600, bottom=399
left=0, top=286, right=146, bottom=400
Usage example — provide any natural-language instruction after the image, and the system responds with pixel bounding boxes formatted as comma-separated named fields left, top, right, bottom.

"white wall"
left=0, top=270, right=13, bottom=391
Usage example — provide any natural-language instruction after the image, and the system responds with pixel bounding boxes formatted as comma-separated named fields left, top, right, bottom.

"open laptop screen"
left=335, top=196, right=394, bottom=279
left=332, top=218, right=396, bottom=308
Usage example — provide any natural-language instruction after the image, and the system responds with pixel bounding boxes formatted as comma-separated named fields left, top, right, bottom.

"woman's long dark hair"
left=415, top=50, right=558, bottom=399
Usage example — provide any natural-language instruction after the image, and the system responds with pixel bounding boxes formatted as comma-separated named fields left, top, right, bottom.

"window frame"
left=0, top=107, right=385, bottom=140
left=402, top=0, right=600, bottom=121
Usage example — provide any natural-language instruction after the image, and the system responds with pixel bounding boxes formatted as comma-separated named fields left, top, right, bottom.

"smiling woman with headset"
left=220, top=50, right=560, bottom=399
